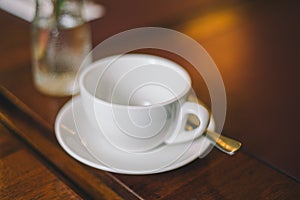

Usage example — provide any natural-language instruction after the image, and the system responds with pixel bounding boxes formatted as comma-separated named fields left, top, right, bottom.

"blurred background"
left=0, top=0, right=299, bottom=181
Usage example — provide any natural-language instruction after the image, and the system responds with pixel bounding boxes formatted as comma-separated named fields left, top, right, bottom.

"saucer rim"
left=55, top=96, right=214, bottom=174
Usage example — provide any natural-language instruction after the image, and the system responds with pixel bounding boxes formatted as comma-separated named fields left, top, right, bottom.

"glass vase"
left=31, top=0, right=92, bottom=96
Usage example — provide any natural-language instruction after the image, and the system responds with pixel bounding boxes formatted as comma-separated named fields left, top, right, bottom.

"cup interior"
left=81, top=54, right=191, bottom=107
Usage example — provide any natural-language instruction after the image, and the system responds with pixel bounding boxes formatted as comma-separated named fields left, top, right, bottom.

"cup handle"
left=165, top=102, right=209, bottom=144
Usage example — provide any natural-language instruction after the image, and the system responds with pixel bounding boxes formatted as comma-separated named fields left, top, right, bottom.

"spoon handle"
left=186, top=95, right=242, bottom=155
left=205, top=130, right=242, bottom=155
left=185, top=116, right=242, bottom=155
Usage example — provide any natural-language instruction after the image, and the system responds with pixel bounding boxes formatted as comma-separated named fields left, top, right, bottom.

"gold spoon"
left=186, top=95, right=242, bottom=155
left=204, top=130, right=242, bottom=155
left=185, top=118, right=242, bottom=155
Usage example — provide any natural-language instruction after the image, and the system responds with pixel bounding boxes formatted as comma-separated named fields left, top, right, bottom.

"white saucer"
left=55, top=96, right=215, bottom=174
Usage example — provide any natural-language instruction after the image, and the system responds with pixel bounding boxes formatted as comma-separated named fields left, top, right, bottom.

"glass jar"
left=31, top=0, right=92, bottom=96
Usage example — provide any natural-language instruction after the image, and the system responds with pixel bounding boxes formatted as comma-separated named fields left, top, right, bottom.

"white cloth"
left=0, top=0, right=105, bottom=22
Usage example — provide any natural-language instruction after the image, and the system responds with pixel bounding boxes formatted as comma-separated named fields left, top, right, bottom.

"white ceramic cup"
left=79, top=54, right=209, bottom=152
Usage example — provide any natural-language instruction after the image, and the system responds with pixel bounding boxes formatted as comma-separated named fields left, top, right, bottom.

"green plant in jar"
left=31, top=0, right=91, bottom=96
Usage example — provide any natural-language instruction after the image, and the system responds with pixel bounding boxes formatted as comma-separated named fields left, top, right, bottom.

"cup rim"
left=79, top=53, right=192, bottom=109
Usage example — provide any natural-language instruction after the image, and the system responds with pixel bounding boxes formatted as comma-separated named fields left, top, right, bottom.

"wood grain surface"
left=0, top=124, right=82, bottom=199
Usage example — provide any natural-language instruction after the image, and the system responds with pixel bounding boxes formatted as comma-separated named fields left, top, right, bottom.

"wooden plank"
left=0, top=124, right=82, bottom=200
left=0, top=96, right=127, bottom=199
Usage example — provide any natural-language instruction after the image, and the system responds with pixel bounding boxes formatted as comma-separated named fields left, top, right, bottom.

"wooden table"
left=0, top=0, right=299, bottom=199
